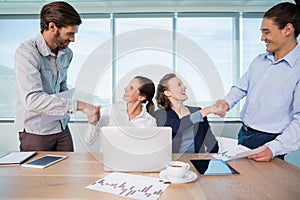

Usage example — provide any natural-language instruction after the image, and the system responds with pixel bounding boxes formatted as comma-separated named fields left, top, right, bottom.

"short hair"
left=264, top=0, right=300, bottom=37
left=40, top=1, right=82, bottom=32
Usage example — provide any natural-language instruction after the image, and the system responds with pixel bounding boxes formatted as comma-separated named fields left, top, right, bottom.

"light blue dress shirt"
left=225, top=45, right=300, bottom=156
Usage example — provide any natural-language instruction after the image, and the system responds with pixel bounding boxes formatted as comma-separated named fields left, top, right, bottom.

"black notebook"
left=0, top=151, right=36, bottom=165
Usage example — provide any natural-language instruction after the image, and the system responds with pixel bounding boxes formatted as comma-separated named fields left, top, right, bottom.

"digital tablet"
left=21, top=155, right=67, bottom=169
left=190, top=159, right=239, bottom=175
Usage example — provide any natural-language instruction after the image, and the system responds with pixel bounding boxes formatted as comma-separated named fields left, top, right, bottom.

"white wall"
left=1, top=122, right=299, bottom=168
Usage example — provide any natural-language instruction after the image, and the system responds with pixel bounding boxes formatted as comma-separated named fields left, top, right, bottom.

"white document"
left=41, top=88, right=75, bottom=126
left=213, top=145, right=267, bottom=161
left=86, top=172, right=170, bottom=200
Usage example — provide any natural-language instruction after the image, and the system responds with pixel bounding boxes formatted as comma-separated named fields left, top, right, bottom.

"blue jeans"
left=238, top=126, right=285, bottom=160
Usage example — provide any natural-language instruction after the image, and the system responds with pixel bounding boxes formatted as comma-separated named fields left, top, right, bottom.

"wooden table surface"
left=0, top=152, right=300, bottom=200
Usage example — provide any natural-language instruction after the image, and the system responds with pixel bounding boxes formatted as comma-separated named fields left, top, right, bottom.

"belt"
left=242, top=124, right=280, bottom=135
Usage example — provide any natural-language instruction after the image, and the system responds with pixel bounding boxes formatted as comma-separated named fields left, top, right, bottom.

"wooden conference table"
left=0, top=152, right=300, bottom=200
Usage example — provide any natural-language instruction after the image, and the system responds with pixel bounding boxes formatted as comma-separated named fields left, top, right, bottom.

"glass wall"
left=242, top=14, right=265, bottom=74
left=114, top=14, right=173, bottom=102
left=0, top=17, right=39, bottom=118
left=0, top=12, right=265, bottom=119
left=69, top=16, right=111, bottom=115
left=176, top=13, right=237, bottom=116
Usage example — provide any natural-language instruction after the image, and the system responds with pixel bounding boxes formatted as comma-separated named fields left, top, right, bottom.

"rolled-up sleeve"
left=15, top=43, right=73, bottom=117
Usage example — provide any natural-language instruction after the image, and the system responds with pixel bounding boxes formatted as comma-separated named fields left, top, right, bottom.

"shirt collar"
left=265, top=44, right=300, bottom=68
left=36, top=33, right=66, bottom=57
left=135, top=106, right=146, bottom=118
left=123, top=102, right=146, bottom=119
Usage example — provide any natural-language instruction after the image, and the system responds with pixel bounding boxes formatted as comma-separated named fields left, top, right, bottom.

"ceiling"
left=0, top=0, right=291, bottom=14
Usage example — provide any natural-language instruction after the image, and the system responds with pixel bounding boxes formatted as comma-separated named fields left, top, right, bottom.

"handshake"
left=76, top=99, right=230, bottom=126
left=77, top=101, right=101, bottom=126
left=205, top=99, right=229, bottom=118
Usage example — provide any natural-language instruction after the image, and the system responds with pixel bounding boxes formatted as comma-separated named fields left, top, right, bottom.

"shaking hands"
left=201, top=99, right=229, bottom=118
left=77, top=101, right=101, bottom=126
left=213, top=99, right=229, bottom=117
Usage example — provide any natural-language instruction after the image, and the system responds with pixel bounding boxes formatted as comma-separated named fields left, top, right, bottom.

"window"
left=242, top=15, right=265, bottom=73
left=176, top=14, right=237, bottom=115
left=0, top=12, right=265, bottom=120
left=114, top=15, right=173, bottom=102
left=0, top=17, right=39, bottom=118
left=68, top=16, right=111, bottom=119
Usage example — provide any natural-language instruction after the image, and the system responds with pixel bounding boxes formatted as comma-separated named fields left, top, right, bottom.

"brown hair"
left=264, top=0, right=300, bottom=37
left=156, top=73, right=177, bottom=110
left=40, top=1, right=82, bottom=32
left=135, top=76, right=155, bottom=115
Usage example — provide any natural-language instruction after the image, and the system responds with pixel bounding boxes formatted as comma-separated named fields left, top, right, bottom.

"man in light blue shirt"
left=216, top=1, right=300, bottom=161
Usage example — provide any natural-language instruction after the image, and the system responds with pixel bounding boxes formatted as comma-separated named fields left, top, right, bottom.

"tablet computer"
left=190, top=159, right=239, bottom=175
left=21, top=155, right=67, bottom=169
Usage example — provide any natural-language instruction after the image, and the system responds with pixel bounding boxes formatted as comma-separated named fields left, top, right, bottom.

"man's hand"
left=215, top=99, right=229, bottom=111
left=200, top=104, right=226, bottom=117
left=77, top=101, right=101, bottom=126
left=211, top=103, right=227, bottom=117
left=210, top=99, right=229, bottom=117
left=248, top=146, right=273, bottom=162
left=87, top=105, right=100, bottom=126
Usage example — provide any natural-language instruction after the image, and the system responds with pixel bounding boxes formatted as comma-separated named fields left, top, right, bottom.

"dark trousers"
left=238, top=126, right=285, bottom=160
left=19, top=126, right=74, bottom=152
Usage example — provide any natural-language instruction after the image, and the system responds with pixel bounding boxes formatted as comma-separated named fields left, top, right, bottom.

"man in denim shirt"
left=14, top=1, right=100, bottom=151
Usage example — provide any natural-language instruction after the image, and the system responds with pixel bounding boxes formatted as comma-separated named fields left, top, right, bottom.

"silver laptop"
left=101, top=127, right=172, bottom=172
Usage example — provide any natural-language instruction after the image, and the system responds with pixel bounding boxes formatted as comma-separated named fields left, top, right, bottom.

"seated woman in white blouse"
left=84, top=76, right=157, bottom=145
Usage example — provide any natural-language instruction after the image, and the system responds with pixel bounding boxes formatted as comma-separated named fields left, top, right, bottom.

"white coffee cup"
left=166, top=161, right=190, bottom=179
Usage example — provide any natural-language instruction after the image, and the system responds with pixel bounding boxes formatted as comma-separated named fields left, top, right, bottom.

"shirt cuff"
left=67, top=99, right=77, bottom=115
left=84, top=124, right=98, bottom=145
left=265, top=139, right=281, bottom=158
left=223, top=97, right=233, bottom=110
left=190, top=111, right=204, bottom=124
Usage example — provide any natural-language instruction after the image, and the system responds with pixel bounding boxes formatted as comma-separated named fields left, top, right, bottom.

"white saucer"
left=159, top=170, right=197, bottom=184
